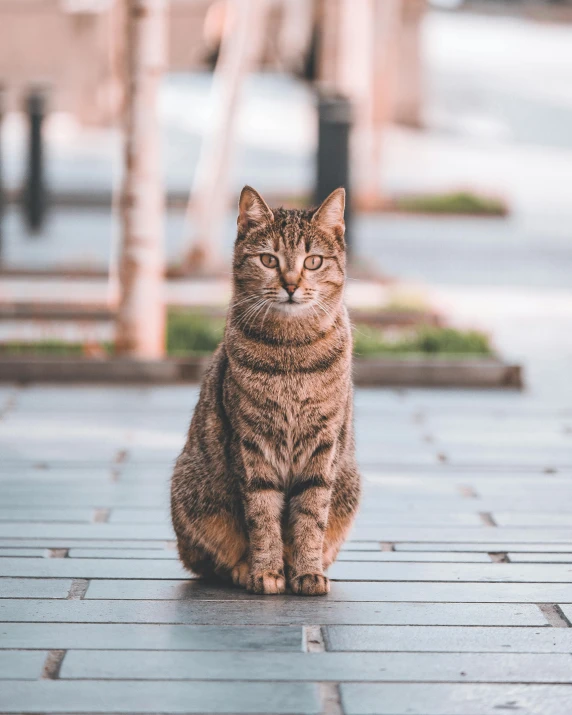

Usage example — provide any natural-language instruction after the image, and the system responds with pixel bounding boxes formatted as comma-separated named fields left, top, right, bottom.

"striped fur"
left=171, top=186, right=361, bottom=596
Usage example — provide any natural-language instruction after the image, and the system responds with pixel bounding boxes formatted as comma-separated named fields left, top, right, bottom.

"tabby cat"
left=171, top=186, right=360, bottom=596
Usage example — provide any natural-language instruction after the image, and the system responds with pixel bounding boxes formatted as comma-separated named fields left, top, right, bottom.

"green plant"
left=0, top=341, right=86, bottom=356
left=394, top=191, right=507, bottom=217
left=353, top=325, right=493, bottom=358
left=166, top=309, right=225, bottom=356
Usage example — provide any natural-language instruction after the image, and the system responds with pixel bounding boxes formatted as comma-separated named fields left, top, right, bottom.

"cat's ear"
left=238, top=186, right=274, bottom=233
left=311, top=188, right=345, bottom=237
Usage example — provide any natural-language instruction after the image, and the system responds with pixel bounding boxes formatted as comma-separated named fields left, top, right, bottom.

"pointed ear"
left=311, top=188, right=345, bottom=236
left=237, top=186, right=274, bottom=233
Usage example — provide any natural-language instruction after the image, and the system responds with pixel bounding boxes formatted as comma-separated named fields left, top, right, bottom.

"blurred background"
left=1, top=0, right=571, bottom=395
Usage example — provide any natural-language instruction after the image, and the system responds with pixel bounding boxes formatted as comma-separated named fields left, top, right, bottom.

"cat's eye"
left=260, top=254, right=278, bottom=268
left=304, top=255, right=323, bottom=270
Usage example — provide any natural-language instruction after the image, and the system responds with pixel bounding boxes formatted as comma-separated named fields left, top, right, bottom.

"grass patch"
left=393, top=191, right=507, bottom=217
left=166, top=309, right=225, bottom=356
left=353, top=325, right=493, bottom=358
left=0, top=341, right=87, bottom=356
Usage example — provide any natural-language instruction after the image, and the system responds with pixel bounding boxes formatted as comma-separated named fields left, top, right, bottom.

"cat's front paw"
left=231, top=560, right=249, bottom=588
left=247, top=570, right=286, bottom=595
left=290, top=573, right=330, bottom=596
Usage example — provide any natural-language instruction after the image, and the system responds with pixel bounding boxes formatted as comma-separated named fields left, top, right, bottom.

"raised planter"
left=0, top=356, right=523, bottom=389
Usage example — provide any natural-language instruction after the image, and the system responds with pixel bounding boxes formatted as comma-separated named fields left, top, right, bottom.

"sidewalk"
left=1, top=382, right=571, bottom=714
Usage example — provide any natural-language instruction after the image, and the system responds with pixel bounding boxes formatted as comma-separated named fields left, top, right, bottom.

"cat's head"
left=232, top=186, right=346, bottom=324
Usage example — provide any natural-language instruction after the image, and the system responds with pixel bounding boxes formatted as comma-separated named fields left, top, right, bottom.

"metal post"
left=315, top=92, right=353, bottom=255
left=23, top=89, right=47, bottom=233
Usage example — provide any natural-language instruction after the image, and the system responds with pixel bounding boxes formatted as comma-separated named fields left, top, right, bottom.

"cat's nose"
left=285, top=284, right=298, bottom=296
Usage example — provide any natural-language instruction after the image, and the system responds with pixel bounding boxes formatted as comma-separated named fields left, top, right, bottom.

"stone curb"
left=0, top=356, right=523, bottom=389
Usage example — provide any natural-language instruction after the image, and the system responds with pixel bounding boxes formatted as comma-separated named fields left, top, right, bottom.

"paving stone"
left=325, top=626, right=572, bottom=653
left=0, top=467, right=111, bottom=483
left=0, top=623, right=303, bottom=651
left=0, top=599, right=547, bottom=625
left=394, top=543, right=572, bottom=552
left=349, top=527, right=572, bottom=543
left=85, top=578, right=572, bottom=603
left=354, top=512, right=483, bottom=525
left=0, top=487, right=168, bottom=508
left=340, top=683, right=572, bottom=715
left=60, top=650, right=572, bottom=683
left=0, top=539, right=174, bottom=549
left=68, top=549, right=179, bottom=559
left=341, top=541, right=382, bottom=551
left=0, top=651, right=47, bottom=680
left=494, top=513, right=572, bottom=527
left=0, top=680, right=320, bottom=713
left=0, top=509, right=94, bottom=523
left=109, top=509, right=168, bottom=523
left=328, top=561, right=572, bottom=583
left=0, top=578, right=72, bottom=598
left=0, top=557, right=186, bottom=579
left=509, top=553, right=572, bottom=563
left=0, top=524, right=174, bottom=539
left=0, top=548, right=47, bottom=557
left=336, top=551, right=490, bottom=562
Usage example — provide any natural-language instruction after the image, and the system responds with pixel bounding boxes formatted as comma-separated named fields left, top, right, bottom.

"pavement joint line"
left=114, top=449, right=129, bottom=464
left=48, top=548, right=69, bottom=558
left=0, top=389, right=18, bottom=420
left=41, top=649, right=66, bottom=679
left=458, top=485, right=478, bottom=499
left=304, top=626, right=324, bottom=654
left=92, top=509, right=110, bottom=524
left=479, top=512, right=497, bottom=527
left=488, top=552, right=510, bottom=563
left=67, top=578, right=90, bottom=600
left=304, top=627, right=344, bottom=715
left=319, top=682, right=344, bottom=715
left=538, top=604, right=572, bottom=628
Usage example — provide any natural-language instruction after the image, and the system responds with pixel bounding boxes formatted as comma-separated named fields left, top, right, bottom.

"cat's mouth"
left=274, top=299, right=308, bottom=314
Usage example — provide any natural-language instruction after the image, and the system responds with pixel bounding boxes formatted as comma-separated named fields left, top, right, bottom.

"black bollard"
left=315, top=91, right=353, bottom=256
left=23, top=89, right=47, bottom=232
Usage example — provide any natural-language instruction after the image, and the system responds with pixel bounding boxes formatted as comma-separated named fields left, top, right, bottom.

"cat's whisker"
left=234, top=299, right=268, bottom=328
left=261, top=300, right=274, bottom=329
left=245, top=299, right=271, bottom=332
left=231, top=295, right=261, bottom=309
left=314, top=298, right=333, bottom=319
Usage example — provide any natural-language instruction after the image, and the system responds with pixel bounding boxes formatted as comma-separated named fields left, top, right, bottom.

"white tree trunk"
left=116, top=0, right=166, bottom=358
left=183, top=0, right=267, bottom=273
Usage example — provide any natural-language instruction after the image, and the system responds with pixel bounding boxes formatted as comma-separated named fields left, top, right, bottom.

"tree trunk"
left=182, top=0, right=267, bottom=273
left=116, top=0, right=166, bottom=359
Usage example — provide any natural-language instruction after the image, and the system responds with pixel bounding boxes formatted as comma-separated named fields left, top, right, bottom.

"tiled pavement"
left=0, top=385, right=571, bottom=714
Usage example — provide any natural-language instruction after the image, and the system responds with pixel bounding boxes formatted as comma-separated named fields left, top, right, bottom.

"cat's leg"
left=286, top=445, right=336, bottom=596
left=240, top=443, right=286, bottom=594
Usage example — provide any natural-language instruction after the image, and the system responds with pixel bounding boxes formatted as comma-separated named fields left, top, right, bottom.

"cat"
left=171, top=185, right=361, bottom=596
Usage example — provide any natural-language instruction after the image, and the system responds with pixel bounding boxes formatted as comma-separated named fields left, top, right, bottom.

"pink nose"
left=285, top=284, right=297, bottom=296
